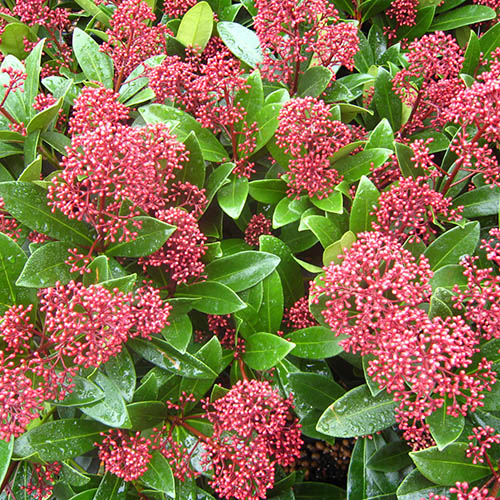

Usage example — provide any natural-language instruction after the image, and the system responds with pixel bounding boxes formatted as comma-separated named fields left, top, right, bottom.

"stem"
left=172, top=418, right=208, bottom=442
left=0, top=462, right=16, bottom=495
left=0, top=105, right=19, bottom=126
left=238, top=358, right=249, bottom=381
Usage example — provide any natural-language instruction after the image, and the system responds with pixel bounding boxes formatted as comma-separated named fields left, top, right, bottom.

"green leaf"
left=127, top=401, right=166, bottom=429
left=366, top=118, right=394, bottom=151
left=176, top=1, right=213, bottom=50
left=27, top=96, right=64, bottom=134
left=427, top=399, right=464, bottom=451
left=18, top=155, right=42, bottom=182
left=243, top=332, right=295, bottom=370
left=273, top=196, right=310, bottom=228
left=56, top=375, right=105, bottom=407
left=103, top=348, right=136, bottom=403
left=430, top=5, right=495, bottom=30
left=323, top=230, right=356, bottom=266
left=374, top=67, right=402, bottom=131
left=178, top=132, right=206, bottom=188
left=297, top=66, right=333, bottom=98
left=254, top=270, right=284, bottom=333
left=294, top=482, right=346, bottom=500
left=453, top=185, right=500, bottom=218
left=162, top=314, right=192, bottom=353
left=0, top=23, right=34, bottom=59
left=80, top=371, right=132, bottom=428
left=141, top=451, right=175, bottom=495
left=0, top=233, right=32, bottom=313
left=73, top=0, right=110, bottom=26
left=83, top=255, right=110, bottom=286
left=349, top=175, right=379, bottom=234
left=397, top=6, right=435, bottom=42
left=335, top=148, right=392, bottom=183
left=366, top=441, right=412, bottom=472
left=410, top=443, right=490, bottom=485
left=254, top=103, right=281, bottom=153
left=176, top=281, right=246, bottom=314
left=93, top=473, right=127, bottom=500
left=16, top=241, right=78, bottom=288
left=248, top=179, right=287, bottom=204
left=462, top=30, right=480, bottom=75
left=259, top=235, right=304, bottom=307
left=300, top=215, right=341, bottom=248
left=13, top=419, right=107, bottom=461
left=479, top=22, right=500, bottom=62
left=423, top=221, right=480, bottom=270
left=217, top=21, right=263, bottom=67
left=288, top=326, right=344, bottom=359
left=206, top=162, right=235, bottom=203
left=316, top=384, right=397, bottom=437
left=288, top=372, right=345, bottom=411
left=105, top=217, right=175, bottom=257
left=396, top=469, right=450, bottom=500
left=236, top=70, right=263, bottom=126
left=310, top=190, right=343, bottom=214
left=24, top=40, right=44, bottom=118
left=205, top=250, right=280, bottom=292
left=0, top=181, right=93, bottom=245
left=139, top=104, right=227, bottom=162
left=73, top=28, right=114, bottom=88
left=0, top=438, right=13, bottom=487
left=396, top=141, right=425, bottom=179
left=217, top=175, right=249, bottom=219
left=128, top=337, right=218, bottom=379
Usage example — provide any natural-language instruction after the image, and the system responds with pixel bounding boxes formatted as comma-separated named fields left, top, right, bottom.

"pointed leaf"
left=243, top=332, right=295, bottom=370
left=176, top=1, right=213, bottom=50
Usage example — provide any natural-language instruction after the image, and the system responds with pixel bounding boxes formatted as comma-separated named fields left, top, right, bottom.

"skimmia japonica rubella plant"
left=3, top=0, right=500, bottom=499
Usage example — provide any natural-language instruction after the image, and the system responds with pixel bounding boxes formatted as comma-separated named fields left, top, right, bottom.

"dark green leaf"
left=430, top=264, right=467, bottom=291
left=288, top=326, right=344, bottom=359
left=273, top=196, right=311, bottom=228
left=105, top=217, right=175, bottom=257
left=13, top=419, right=107, bottom=461
left=250, top=270, right=283, bottom=334
left=127, top=401, right=166, bottom=430
left=16, top=241, right=78, bottom=288
left=104, top=348, right=136, bottom=403
left=162, top=314, right=193, bottom=353
left=83, top=255, right=110, bottom=286
left=243, top=332, right=295, bottom=370
left=205, top=162, right=234, bottom=203
left=56, top=375, right=105, bottom=407
left=397, top=6, right=435, bottom=42
left=374, top=67, right=402, bottom=131
left=452, top=185, right=500, bottom=218
left=462, top=30, right=480, bottom=75
left=349, top=176, right=379, bottom=234
left=423, top=221, right=480, bottom=270
left=366, top=441, right=412, bottom=472
left=410, top=443, right=490, bottom=485
left=297, top=66, right=333, bottom=97
left=396, top=469, right=450, bottom=500
left=430, top=5, right=495, bottom=31
left=0, top=181, right=93, bottom=245
left=205, top=250, right=280, bottom=292
left=73, top=28, right=114, bottom=88
left=248, top=179, right=287, bottom=203
left=0, top=438, right=13, bottom=487
left=178, top=132, right=205, bottom=188
left=288, top=372, right=345, bottom=410
left=365, top=118, right=394, bottom=150
left=317, top=384, right=397, bottom=438
left=427, top=399, right=464, bottom=450
left=294, top=482, right=345, bottom=499
left=0, top=23, right=34, bottom=59
left=177, top=2, right=213, bottom=50
left=93, top=473, right=127, bottom=500
left=311, top=190, right=343, bottom=214
left=479, top=22, right=500, bottom=62
left=141, top=451, right=175, bottom=495
left=396, top=141, right=425, bottom=178
left=300, top=215, right=341, bottom=248
left=80, top=371, right=132, bottom=428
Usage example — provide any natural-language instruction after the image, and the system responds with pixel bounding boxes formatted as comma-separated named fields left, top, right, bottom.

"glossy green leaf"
left=479, top=22, right=500, bottom=62
left=141, top=450, right=175, bottom=495
left=430, top=5, right=495, bottom=30
left=56, top=375, right=105, bottom=407
left=80, top=372, right=132, bottom=428
left=430, top=264, right=467, bottom=291
left=287, top=372, right=345, bottom=410
left=373, top=67, right=401, bottom=131
left=27, top=96, right=64, bottom=134
left=0, top=438, right=13, bottom=487
left=396, top=469, right=450, bottom=500
left=217, top=21, right=263, bottom=67
left=0, top=23, right=34, bottom=59
left=273, top=196, right=311, bottom=228
left=423, top=221, right=480, bottom=270
left=128, top=337, right=218, bottom=379
left=103, top=348, right=136, bottom=403
left=235, top=70, right=263, bottom=126
left=254, top=102, right=281, bottom=153
left=0, top=181, right=93, bottom=245
left=427, top=399, right=465, bottom=450
left=217, top=175, right=249, bottom=219
left=462, top=30, right=480, bottom=75
left=69, top=490, right=98, bottom=500
left=300, top=215, right=340, bottom=248
left=177, top=2, right=213, bottom=50
left=317, top=384, right=397, bottom=437
left=297, top=66, right=333, bottom=97
left=178, top=132, right=206, bottom=188
left=24, top=40, right=44, bottom=118
left=251, top=270, right=284, bottom=334
left=323, top=230, right=356, bottom=266
left=294, top=482, right=345, bottom=499
left=248, top=179, right=287, bottom=203
left=410, top=443, right=490, bottom=485
left=311, top=190, right=343, bottom=214
left=243, top=332, right=295, bottom=370
left=0, top=233, right=32, bottom=313
left=127, top=401, right=166, bottom=429
left=162, top=314, right=193, bottom=353
left=13, top=419, right=107, bottom=461
left=177, top=280, right=246, bottom=314
left=83, top=255, right=110, bottom=286
left=73, top=28, right=114, bottom=88
left=205, top=250, right=280, bottom=292
left=288, top=326, right=344, bottom=359
left=259, top=235, right=304, bottom=307
left=396, top=6, right=435, bottom=41
left=93, top=472, right=127, bottom=500
left=366, top=440, right=412, bottom=472
left=349, top=175, right=379, bottom=234
left=16, top=241, right=78, bottom=288
left=452, top=185, right=500, bottom=218
left=365, top=118, right=394, bottom=150
left=205, top=162, right=235, bottom=203
left=105, top=217, right=175, bottom=257
left=335, top=148, right=392, bottom=183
